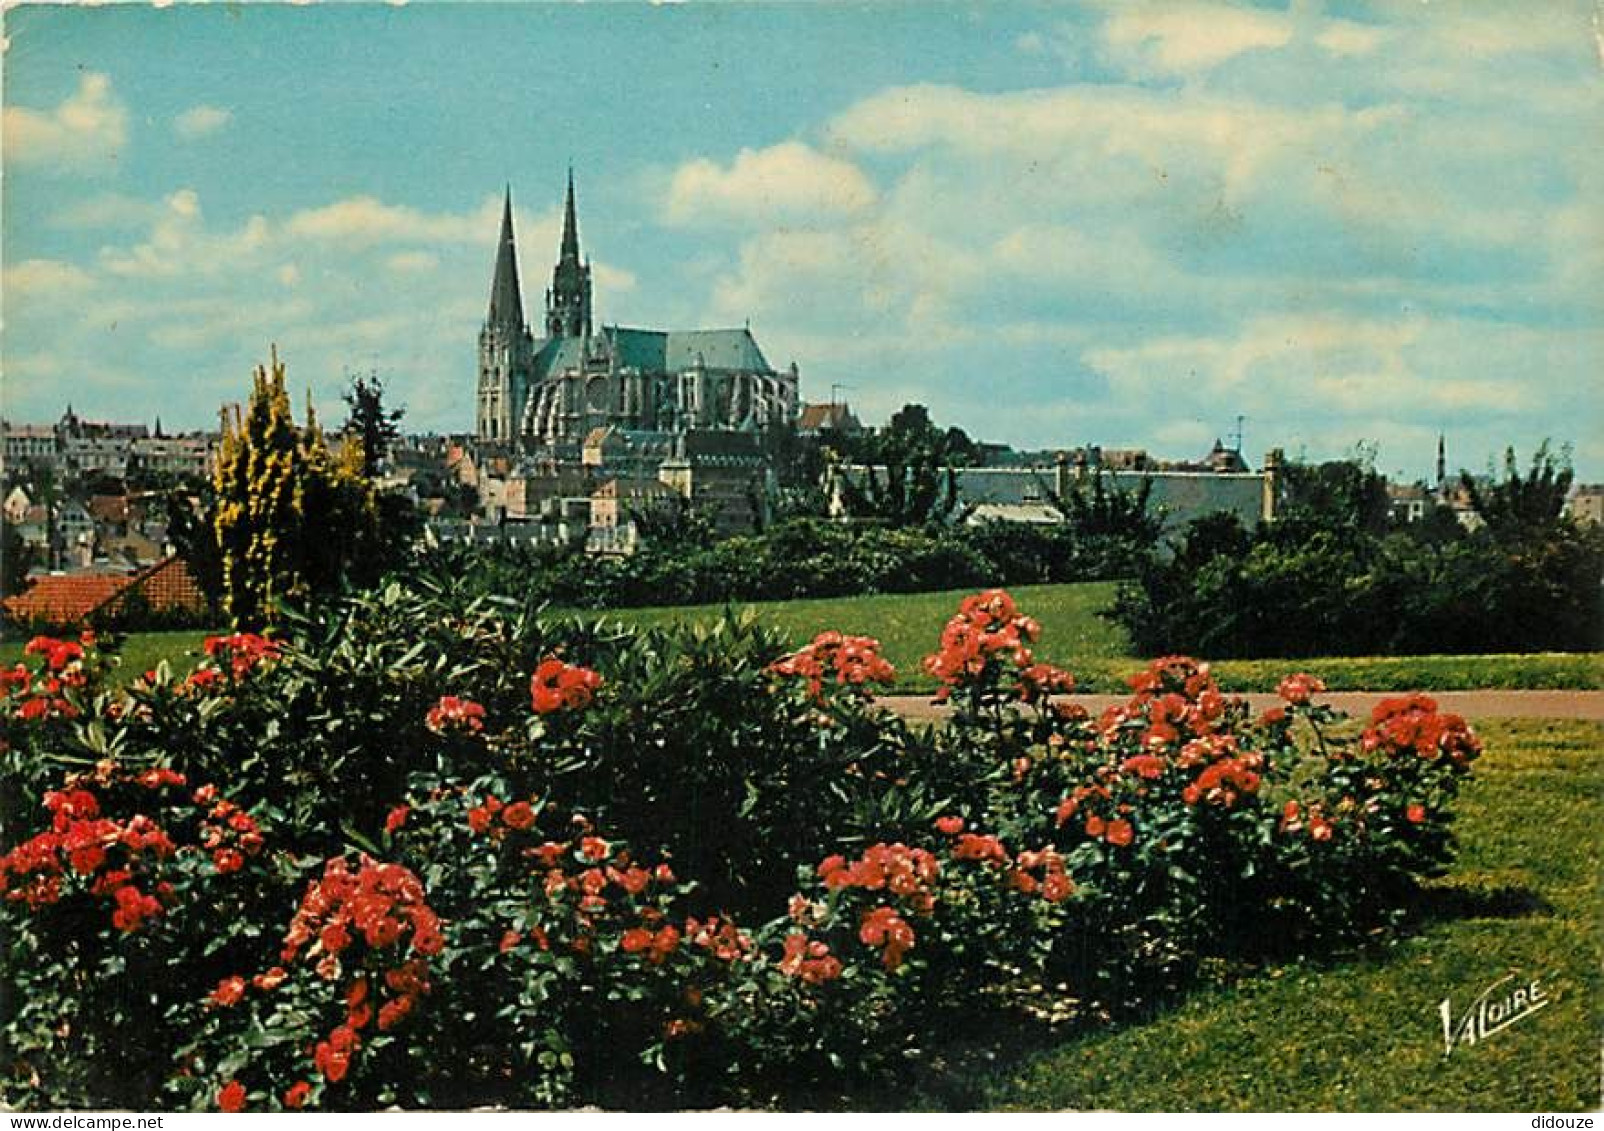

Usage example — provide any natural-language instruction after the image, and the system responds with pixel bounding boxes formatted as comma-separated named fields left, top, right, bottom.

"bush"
left=1, top=585, right=1484, bottom=1109
left=1114, top=508, right=1604, bottom=658
left=414, top=514, right=1154, bottom=614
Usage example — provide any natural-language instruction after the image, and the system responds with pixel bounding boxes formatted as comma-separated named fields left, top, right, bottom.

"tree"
left=834, top=449, right=961, bottom=526
left=1275, top=455, right=1391, bottom=537
left=213, top=349, right=380, bottom=628
left=1463, top=441, right=1575, bottom=544
left=341, top=372, right=405, bottom=478
left=1042, top=467, right=1163, bottom=547
left=162, top=487, right=225, bottom=608
left=2, top=518, right=37, bottom=599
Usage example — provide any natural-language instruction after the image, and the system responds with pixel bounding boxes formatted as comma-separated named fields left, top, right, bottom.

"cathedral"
left=475, top=174, right=799, bottom=449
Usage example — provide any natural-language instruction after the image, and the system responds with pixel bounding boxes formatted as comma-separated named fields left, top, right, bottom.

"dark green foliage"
left=418, top=516, right=1155, bottom=614
left=2, top=519, right=37, bottom=598
left=162, top=486, right=225, bottom=606
left=1463, top=441, right=1574, bottom=545
left=341, top=372, right=405, bottom=478
left=1113, top=448, right=1604, bottom=658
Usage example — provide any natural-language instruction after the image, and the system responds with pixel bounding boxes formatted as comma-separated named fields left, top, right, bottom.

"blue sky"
left=3, top=0, right=1600, bottom=482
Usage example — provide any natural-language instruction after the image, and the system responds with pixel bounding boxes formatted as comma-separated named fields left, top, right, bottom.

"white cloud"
left=285, top=195, right=506, bottom=246
left=173, top=105, right=232, bottom=140
left=2, top=72, right=128, bottom=171
left=1101, top=1, right=1292, bottom=74
left=3, top=259, right=95, bottom=298
left=385, top=251, right=438, bottom=276
left=49, top=193, right=164, bottom=230
left=1315, top=19, right=1388, bottom=58
left=665, top=142, right=878, bottom=227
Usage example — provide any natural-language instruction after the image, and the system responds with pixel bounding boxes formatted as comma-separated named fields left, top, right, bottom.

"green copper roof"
left=663, top=328, right=771, bottom=373
left=530, top=326, right=773, bottom=379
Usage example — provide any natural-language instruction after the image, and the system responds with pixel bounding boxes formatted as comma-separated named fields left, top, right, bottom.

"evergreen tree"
left=213, top=349, right=379, bottom=628
left=341, top=371, right=404, bottom=478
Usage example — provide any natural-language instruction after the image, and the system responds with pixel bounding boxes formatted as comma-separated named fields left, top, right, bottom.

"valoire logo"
left=1438, top=973, right=1549, bottom=1056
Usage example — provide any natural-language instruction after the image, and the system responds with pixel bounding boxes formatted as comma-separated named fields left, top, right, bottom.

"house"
left=1387, top=482, right=1430, bottom=524
left=796, top=402, right=863, bottom=439
left=587, top=477, right=680, bottom=555
left=3, top=486, right=32, bottom=525
left=1567, top=484, right=1604, bottom=526
left=2, top=556, right=209, bottom=629
left=655, top=430, right=769, bottom=537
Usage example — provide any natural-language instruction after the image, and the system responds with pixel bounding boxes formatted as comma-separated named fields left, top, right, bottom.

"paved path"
left=879, top=690, right=1604, bottom=725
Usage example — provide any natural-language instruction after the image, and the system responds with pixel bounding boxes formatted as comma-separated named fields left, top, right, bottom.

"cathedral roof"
left=529, top=326, right=774, bottom=380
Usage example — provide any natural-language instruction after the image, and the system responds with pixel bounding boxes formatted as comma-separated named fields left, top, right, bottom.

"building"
left=796, top=402, right=863, bottom=440
left=832, top=447, right=1279, bottom=535
left=1387, top=482, right=1431, bottom=524
left=475, top=175, right=799, bottom=450
left=1568, top=484, right=1604, bottom=525
left=2, top=556, right=208, bottom=629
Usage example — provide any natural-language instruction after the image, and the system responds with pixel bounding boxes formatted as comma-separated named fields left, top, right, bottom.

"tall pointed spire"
left=487, top=185, right=525, bottom=329
left=546, top=168, right=593, bottom=339
left=560, top=166, right=581, bottom=263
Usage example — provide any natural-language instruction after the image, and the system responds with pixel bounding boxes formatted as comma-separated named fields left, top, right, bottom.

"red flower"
left=425, top=695, right=486, bottom=735
left=769, top=632, right=896, bottom=700
left=217, top=1080, right=247, bottom=1112
left=1276, top=672, right=1327, bottom=706
left=1119, top=754, right=1166, bottom=780
left=934, top=815, right=965, bottom=835
left=384, top=805, right=409, bottom=835
left=502, top=801, right=536, bottom=831
left=1084, top=814, right=1106, bottom=838
left=209, top=976, right=247, bottom=1008
left=530, top=658, right=603, bottom=714
left=579, top=835, right=610, bottom=861
left=284, top=1081, right=312, bottom=1110
left=1104, top=818, right=1134, bottom=847
left=1406, top=803, right=1426, bottom=824
left=858, top=905, right=915, bottom=970
left=377, top=995, right=414, bottom=1031
left=779, top=932, right=843, bottom=985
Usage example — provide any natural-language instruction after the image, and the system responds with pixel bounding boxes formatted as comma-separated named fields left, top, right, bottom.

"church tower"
left=545, top=169, right=593, bottom=339
left=477, top=188, right=535, bottom=443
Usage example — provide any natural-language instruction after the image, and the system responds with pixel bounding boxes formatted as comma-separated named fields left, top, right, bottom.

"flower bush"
left=0, top=586, right=1484, bottom=1109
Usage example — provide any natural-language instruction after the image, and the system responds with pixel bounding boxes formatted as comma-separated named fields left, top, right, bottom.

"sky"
left=3, top=0, right=1601, bottom=483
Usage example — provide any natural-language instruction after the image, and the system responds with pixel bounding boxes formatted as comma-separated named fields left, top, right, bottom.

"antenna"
left=1231, top=414, right=1245, bottom=453
left=830, top=383, right=852, bottom=408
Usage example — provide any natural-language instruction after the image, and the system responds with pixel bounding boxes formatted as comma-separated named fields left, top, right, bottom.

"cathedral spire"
left=560, top=166, right=581, bottom=264
left=546, top=169, right=593, bottom=339
left=487, top=186, right=525, bottom=330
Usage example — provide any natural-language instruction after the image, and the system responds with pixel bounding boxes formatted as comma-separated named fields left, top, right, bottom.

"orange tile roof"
left=3, top=572, right=130, bottom=626
left=3, top=556, right=209, bottom=628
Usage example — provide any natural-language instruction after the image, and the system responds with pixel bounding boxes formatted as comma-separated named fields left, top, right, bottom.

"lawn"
left=572, top=581, right=1130, bottom=686
left=0, top=629, right=213, bottom=684
left=3, top=583, right=1599, bottom=692
left=570, top=584, right=1600, bottom=692
left=981, top=719, right=1603, bottom=1111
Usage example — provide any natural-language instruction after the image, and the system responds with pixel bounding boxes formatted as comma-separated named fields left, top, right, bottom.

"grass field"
left=571, top=584, right=1600, bottom=692
left=3, top=583, right=1599, bottom=692
left=0, top=629, right=213, bottom=682
left=979, top=719, right=1604, bottom=1111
